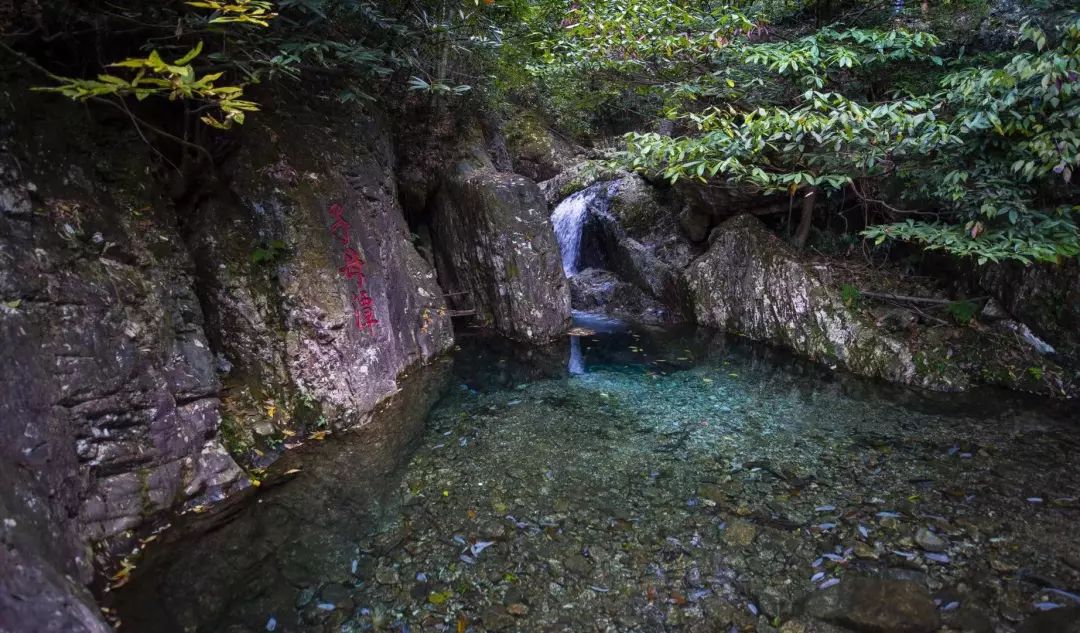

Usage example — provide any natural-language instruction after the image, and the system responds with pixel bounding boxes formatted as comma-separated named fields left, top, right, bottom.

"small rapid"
left=550, top=182, right=614, bottom=277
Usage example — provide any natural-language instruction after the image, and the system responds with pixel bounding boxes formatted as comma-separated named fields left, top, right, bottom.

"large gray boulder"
left=684, top=215, right=963, bottom=388
left=431, top=154, right=571, bottom=342
left=188, top=107, right=455, bottom=434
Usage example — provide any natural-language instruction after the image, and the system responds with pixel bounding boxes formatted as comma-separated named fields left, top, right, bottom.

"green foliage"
left=536, top=0, right=1079, bottom=265
left=840, top=283, right=861, bottom=308
left=945, top=300, right=979, bottom=325
left=37, top=42, right=260, bottom=129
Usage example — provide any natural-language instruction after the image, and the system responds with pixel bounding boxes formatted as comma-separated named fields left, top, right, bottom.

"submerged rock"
left=1017, top=607, right=1080, bottom=633
left=431, top=155, right=571, bottom=342
left=914, top=528, right=947, bottom=552
left=802, top=577, right=940, bottom=633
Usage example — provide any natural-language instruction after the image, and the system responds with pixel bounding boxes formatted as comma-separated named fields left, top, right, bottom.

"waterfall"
left=551, top=182, right=614, bottom=277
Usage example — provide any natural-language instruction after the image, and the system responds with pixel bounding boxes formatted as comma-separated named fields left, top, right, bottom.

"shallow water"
left=111, top=320, right=1080, bottom=632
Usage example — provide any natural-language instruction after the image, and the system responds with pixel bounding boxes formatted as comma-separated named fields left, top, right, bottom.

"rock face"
left=0, top=90, right=454, bottom=632
left=569, top=268, right=677, bottom=324
left=976, top=259, right=1080, bottom=367
left=0, top=139, right=246, bottom=631
left=684, top=215, right=952, bottom=387
left=431, top=152, right=570, bottom=342
left=503, top=112, right=577, bottom=182
left=187, top=107, right=454, bottom=433
left=802, top=577, right=940, bottom=633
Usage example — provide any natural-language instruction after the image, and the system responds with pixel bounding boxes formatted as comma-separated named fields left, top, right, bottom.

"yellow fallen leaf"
left=310, top=430, right=329, bottom=440
left=283, top=468, right=302, bottom=475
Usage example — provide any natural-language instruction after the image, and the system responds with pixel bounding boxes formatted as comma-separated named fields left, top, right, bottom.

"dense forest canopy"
left=1, top=0, right=1077, bottom=265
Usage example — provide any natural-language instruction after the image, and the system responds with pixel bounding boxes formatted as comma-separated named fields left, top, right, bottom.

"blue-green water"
left=111, top=319, right=1080, bottom=632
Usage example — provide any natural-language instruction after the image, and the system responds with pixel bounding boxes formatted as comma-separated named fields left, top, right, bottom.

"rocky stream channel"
left=109, top=320, right=1080, bottom=633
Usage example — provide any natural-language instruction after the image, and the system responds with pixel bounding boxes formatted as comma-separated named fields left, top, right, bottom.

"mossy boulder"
left=684, top=215, right=966, bottom=389
left=503, top=112, right=577, bottom=182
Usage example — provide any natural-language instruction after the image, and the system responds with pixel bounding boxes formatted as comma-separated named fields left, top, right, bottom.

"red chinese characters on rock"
left=328, top=203, right=379, bottom=334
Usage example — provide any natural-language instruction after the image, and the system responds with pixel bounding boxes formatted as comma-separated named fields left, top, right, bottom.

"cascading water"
left=552, top=182, right=625, bottom=375
left=550, top=182, right=614, bottom=277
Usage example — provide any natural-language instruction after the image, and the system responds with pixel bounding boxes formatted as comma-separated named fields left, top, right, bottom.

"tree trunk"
left=794, top=187, right=816, bottom=250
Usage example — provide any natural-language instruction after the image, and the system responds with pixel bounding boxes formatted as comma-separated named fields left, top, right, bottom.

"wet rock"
left=483, top=605, right=516, bottom=629
left=570, top=268, right=679, bottom=325
left=760, top=585, right=797, bottom=618
left=431, top=154, right=570, bottom=342
left=565, top=553, right=593, bottom=578
left=1018, top=608, right=1080, bottom=633
left=853, top=542, right=878, bottom=560
left=914, top=528, right=947, bottom=552
left=802, top=577, right=940, bottom=633
left=506, top=602, right=529, bottom=617
left=724, top=520, right=758, bottom=548
left=944, top=605, right=993, bottom=633
left=374, top=565, right=399, bottom=585
left=318, top=583, right=353, bottom=610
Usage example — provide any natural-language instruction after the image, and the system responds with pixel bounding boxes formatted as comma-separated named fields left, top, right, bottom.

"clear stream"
left=111, top=318, right=1080, bottom=633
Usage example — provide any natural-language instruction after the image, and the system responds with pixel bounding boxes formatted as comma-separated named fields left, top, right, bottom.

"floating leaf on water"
left=459, top=554, right=476, bottom=565
left=876, top=511, right=901, bottom=518
left=818, top=578, right=840, bottom=590
left=316, top=603, right=335, bottom=611
left=266, top=616, right=277, bottom=631
left=590, top=585, right=611, bottom=593
left=941, top=601, right=960, bottom=611
left=1034, top=602, right=1063, bottom=611
left=858, top=524, right=870, bottom=538
left=815, top=505, right=836, bottom=512
left=811, top=572, right=825, bottom=582
left=892, top=550, right=916, bottom=559
left=1027, top=497, right=1044, bottom=503
left=814, top=523, right=837, bottom=531
left=283, top=468, right=302, bottom=475
left=925, top=552, right=950, bottom=564
left=812, top=557, right=824, bottom=568
left=452, top=534, right=467, bottom=546
left=428, top=590, right=452, bottom=606
left=747, top=602, right=759, bottom=616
